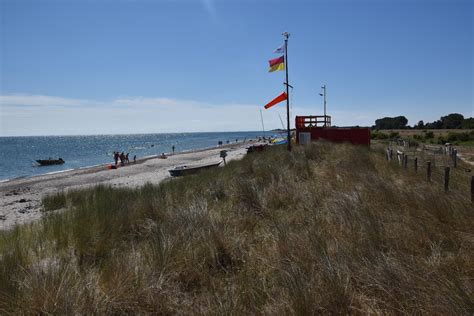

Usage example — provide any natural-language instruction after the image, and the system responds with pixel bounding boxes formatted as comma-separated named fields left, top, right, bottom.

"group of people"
left=113, top=151, right=136, bottom=166
left=217, top=140, right=234, bottom=146
left=217, top=138, right=244, bottom=146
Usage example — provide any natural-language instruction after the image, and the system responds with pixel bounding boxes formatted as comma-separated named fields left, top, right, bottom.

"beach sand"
left=0, top=141, right=255, bottom=230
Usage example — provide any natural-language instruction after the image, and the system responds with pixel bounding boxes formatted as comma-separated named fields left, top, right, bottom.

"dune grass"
left=0, top=143, right=473, bottom=314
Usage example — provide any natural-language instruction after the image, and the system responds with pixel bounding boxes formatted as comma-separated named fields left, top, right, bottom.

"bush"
left=424, top=131, right=434, bottom=139
left=447, top=132, right=470, bottom=142
left=371, top=131, right=388, bottom=140
left=389, top=131, right=399, bottom=139
left=409, top=139, right=419, bottom=147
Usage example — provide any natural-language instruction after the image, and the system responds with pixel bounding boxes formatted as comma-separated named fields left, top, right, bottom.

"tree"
left=415, top=120, right=424, bottom=129
left=440, top=113, right=464, bottom=129
left=461, top=118, right=474, bottom=129
left=374, top=116, right=408, bottom=129
left=425, top=120, right=442, bottom=129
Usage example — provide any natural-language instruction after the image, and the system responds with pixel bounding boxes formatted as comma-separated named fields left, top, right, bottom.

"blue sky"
left=0, top=0, right=472, bottom=136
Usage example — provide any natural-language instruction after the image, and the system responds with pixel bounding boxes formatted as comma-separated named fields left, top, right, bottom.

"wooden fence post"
left=414, top=157, right=418, bottom=172
left=471, top=176, right=474, bottom=203
left=390, top=148, right=393, bottom=161
left=444, top=167, right=450, bottom=192
left=403, top=155, right=408, bottom=169
left=427, top=161, right=432, bottom=182
left=453, top=149, right=457, bottom=168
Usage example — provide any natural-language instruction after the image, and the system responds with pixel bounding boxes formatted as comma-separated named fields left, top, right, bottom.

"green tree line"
left=372, top=113, right=474, bottom=130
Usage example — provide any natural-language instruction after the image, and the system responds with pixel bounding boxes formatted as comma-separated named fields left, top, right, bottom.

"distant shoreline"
left=0, top=139, right=258, bottom=229
left=0, top=130, right=263, bottom=138
left=0, top=139, right=253, bottom=184
left=0, top=132, right=264, bottom=182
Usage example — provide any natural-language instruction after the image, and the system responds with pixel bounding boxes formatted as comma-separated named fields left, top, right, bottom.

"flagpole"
left=283, top=32, right=291, bottom=151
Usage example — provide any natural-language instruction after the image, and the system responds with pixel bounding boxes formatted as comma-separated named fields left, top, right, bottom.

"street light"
left=319, top=84, right=327, bottom=127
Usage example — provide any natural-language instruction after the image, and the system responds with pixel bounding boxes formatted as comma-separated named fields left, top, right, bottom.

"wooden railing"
left=295, top=115, right=331, bottom=128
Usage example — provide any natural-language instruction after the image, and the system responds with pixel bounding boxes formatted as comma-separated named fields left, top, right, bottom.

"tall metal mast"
left=283, top=32, right=291, bottom=151
left=323, top=84, right=327, bottom=127
left=320, top=84, right=327, bottom=127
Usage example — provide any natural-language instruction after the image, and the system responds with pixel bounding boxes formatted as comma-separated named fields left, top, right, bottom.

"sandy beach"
left=0, top=141, right=254, bottom=230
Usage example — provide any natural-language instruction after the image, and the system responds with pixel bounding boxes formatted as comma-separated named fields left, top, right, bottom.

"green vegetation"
left=428, top=130, right=474, bottom=145
left=373, top=113, right=473, bottom=130
left=388, top=131, right=400, bottom=139
left=438, top=131, right=474, bottom=144
left=374, top=116, right=408, bottom=129
left=424, top=131, right=434, bottom=139
left=372, top=129, right=474, bottom=146
left=1, top=144, right=473, bottom=314
left=370, top=130, right=389, bottom=140
left=371, top=131, right=401, bottom=141
left=424, top=113, right=472, bottom=129
left=41, top=191, right=67, bottom=211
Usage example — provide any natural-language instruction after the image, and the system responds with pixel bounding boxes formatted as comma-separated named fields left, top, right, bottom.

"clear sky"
left=0, top=0, right=472, bottom=136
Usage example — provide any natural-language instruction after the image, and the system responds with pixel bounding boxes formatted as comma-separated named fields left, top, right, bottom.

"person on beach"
left=125, top=153, right=129, bottom=164
left=172, top=145, right=175, bottom=153
left=133, top=155, right=137, bottom=163
left=120, top=152, right=125, bottom=166
left=114, top=152, right=119, bottom=166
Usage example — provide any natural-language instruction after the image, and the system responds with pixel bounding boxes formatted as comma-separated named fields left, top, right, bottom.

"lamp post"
left=319, top=84, right=327, bottom=127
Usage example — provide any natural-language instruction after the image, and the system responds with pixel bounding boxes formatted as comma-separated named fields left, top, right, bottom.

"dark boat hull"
left=169, top=161, right=222, bottom=177
left=36, top=159, right=65, bottom=166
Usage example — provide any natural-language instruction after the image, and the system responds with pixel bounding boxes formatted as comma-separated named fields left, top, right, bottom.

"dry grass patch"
left=0, top=143, right=473, bottom=314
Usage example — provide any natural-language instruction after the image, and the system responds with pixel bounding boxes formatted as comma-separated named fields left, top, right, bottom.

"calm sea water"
left=0, top=132, right=264, bottom=181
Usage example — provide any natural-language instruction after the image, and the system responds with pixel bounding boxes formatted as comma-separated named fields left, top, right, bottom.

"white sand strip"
left=0, top=141, right=257, bottom=230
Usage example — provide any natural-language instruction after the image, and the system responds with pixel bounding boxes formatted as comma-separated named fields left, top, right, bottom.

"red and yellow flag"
left=264, top=92, right=287, bottom=109
left=268, top=56, right=285, bottom=72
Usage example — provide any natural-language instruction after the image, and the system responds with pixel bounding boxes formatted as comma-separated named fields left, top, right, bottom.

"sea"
left=0, top=131, right=265, bottom=181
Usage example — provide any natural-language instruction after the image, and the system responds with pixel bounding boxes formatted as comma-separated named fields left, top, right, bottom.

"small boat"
left=272, top=138, right=287, bottom=145
left=169, top=161, right=222, bottom=177
left=36, top=158, right=65, bottom=166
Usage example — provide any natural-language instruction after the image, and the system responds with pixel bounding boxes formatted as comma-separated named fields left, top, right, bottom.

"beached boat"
left=271, top=138, right=287, bottom=145
left=169, top=161, right=222, bottom=177
left=36, top=158, right=65, bottom=166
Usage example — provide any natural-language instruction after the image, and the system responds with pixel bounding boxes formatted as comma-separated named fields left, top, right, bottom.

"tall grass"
left=0, top=143, right=473, bottom=314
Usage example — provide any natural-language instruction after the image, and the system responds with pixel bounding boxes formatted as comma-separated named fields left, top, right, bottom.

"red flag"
left=268, top=55, right=284, bottom=67
left=264, top=92, right=287, bottom=109
left=268, top=56, right=285, bottom=72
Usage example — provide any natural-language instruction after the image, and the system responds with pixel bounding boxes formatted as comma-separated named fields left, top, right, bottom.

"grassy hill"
left=1, top=143, right=473, bottom=314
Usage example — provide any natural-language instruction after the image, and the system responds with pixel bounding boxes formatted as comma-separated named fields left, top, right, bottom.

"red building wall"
left=295, top=116, right=371, bottom=145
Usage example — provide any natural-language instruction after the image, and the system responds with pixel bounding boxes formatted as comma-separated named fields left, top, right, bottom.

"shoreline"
left=0, top=140, right=258, bottom=230
left=0, top=140, right=253, bottom=184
